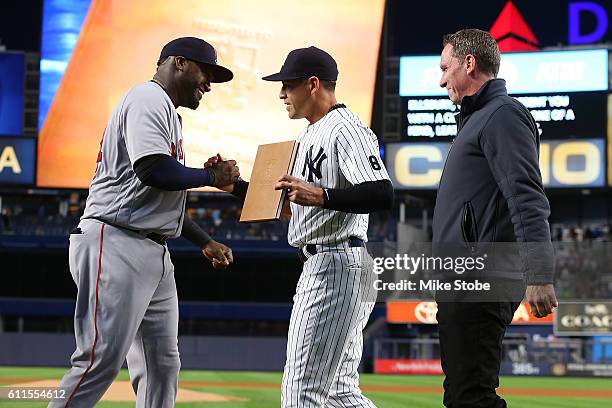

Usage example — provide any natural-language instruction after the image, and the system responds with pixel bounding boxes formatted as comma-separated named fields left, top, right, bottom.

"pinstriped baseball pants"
left=282, top=246, right=377, bottom=408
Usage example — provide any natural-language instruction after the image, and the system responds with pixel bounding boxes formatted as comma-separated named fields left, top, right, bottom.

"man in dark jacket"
left=433, top=29, right=558, bottom=407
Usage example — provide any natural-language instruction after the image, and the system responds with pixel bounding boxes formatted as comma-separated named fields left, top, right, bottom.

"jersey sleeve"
left=122, top=88, right=173, bottom=166
left=336, top=124, right=390, bottom=185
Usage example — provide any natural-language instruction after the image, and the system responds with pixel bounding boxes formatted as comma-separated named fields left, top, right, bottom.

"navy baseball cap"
left=160, top=37, right=233, bottom=83
left=262, top=46, right=338, bottom=81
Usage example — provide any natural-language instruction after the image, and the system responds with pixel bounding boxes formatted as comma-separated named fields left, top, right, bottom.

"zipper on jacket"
left=461, top=201, right=478, bottom=253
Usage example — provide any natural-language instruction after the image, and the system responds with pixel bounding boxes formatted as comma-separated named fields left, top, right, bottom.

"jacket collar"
left=460, top=78, right=507, bottom=115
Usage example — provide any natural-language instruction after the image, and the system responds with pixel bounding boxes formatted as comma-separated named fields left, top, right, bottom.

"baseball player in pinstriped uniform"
left=49, top=37, right=239, bottom=408
left=210, top=47, right=393, bottom=407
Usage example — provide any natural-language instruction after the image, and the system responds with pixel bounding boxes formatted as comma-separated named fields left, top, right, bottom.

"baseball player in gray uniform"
left=210, top=47, right=394, bottom=407
left=50, top=37, right=239, bottom=408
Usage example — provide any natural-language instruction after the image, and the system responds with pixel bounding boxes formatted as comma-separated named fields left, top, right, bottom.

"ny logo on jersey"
left=302, top=145, right=327, bottom=182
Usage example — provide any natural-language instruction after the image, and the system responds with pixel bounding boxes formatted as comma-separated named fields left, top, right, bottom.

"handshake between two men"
left=206, top=155, right=241, bottom=188
left=204, top=153, right=324, bottom=208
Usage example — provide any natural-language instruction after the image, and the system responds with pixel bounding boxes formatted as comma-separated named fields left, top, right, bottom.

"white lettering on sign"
left=435, top=125, right=456, bottom=136
left=407, top=113, right=434, bottom=124
left=407, top=99, right=456, bottom=111
left=407, top=125, right=435, bottom=137
left=536, top=61, right=588, bottom=83
left=560, top=315, right=612, bottom=328
left=516, top=95, right=571, bottom=110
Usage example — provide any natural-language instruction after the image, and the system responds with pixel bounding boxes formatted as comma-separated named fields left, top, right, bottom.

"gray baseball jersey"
left=82, top=82, right=186, bottom=237
left=288, top=106, right=390, bottom=247
left=51, top=82, right=185, bottom=408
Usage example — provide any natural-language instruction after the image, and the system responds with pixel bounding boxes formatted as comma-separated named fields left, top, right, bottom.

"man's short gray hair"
left=443, top=29, right=500, bottom=77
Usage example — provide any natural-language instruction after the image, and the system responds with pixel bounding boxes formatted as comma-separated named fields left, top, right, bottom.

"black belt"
left=298, top=237, right=364, bottom=263
left=144, top=232, right=168, bottom=245
left=86, top=217, right=169, bottom=245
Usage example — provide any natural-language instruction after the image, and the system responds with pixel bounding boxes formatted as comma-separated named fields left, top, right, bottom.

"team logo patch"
left=302, top=146, right=327, bottom=182
left=171, top=140, right=184, bottom=160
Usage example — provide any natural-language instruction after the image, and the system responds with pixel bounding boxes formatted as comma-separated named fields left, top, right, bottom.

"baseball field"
left=0, top=367, right=611, bottom=407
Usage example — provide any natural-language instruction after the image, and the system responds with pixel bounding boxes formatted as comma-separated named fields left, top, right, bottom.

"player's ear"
left=308, top=76, right=320, bottom=95
left=174, top=56, right=187, bottom=73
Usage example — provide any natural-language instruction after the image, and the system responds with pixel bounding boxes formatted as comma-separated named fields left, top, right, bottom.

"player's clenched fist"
left=208, top=159, right=240, bottom=188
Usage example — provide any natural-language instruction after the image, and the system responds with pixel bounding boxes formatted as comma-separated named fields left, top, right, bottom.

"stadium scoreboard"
left=388, top=49, right=610, bottom=190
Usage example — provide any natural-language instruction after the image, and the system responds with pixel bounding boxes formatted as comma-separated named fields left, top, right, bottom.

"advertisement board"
left=374, top=359, right=443, bottom=375
left=386, top=139, right=606, bottom=190
left=0, top=137, right=36, bottom=185
left=387, top=301, right=554, bottom=325
left=0, top=52, right=25, bottom=136
left=554, top=301, right=612, bottom=336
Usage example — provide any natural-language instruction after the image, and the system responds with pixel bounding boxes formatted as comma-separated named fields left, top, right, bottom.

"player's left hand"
left=202, top=240, right=233, bottom=269
left=275, top=174, right=324, bottom=207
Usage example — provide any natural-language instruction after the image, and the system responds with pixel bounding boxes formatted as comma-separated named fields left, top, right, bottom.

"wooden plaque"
left=239, top=140, right=299, bottom=223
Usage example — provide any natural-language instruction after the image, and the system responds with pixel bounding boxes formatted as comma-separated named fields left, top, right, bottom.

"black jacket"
left=432, top=79, right=553, bottom=285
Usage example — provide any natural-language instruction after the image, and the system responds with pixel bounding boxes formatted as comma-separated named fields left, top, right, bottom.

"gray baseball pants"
left=49, top=218, right=179, bottom=408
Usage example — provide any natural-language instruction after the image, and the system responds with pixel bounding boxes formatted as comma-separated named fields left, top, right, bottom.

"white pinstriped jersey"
left=287, top=106, right=390, bottom=247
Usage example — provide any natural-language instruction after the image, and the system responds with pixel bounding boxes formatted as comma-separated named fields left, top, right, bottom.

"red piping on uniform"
left=64, top=223, right=105, bottom=407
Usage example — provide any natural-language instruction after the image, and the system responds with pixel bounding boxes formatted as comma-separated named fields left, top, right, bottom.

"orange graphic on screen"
left=37, top=0, right=385, bottom=189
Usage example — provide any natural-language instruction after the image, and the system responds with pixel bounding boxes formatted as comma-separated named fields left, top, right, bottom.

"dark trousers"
left=436, top=301, right=521, bottom=408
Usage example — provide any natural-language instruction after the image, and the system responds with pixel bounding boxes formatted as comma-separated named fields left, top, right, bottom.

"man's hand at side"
left=202, top=240, right=233, bottom=269
left=526, top=284, right=558, bottom=318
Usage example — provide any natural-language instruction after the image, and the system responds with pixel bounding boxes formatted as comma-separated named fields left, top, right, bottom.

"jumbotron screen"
left=387, top=49, right=610, bottom=190
left=36, top=0, right=384, bottom=189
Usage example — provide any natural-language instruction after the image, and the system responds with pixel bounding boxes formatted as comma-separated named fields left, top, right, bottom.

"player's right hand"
left=208, top=159, right=240, bottom=188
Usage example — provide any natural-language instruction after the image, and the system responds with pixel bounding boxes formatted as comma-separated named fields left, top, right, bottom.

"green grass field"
left=1, top=366, right=611, bottom=407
